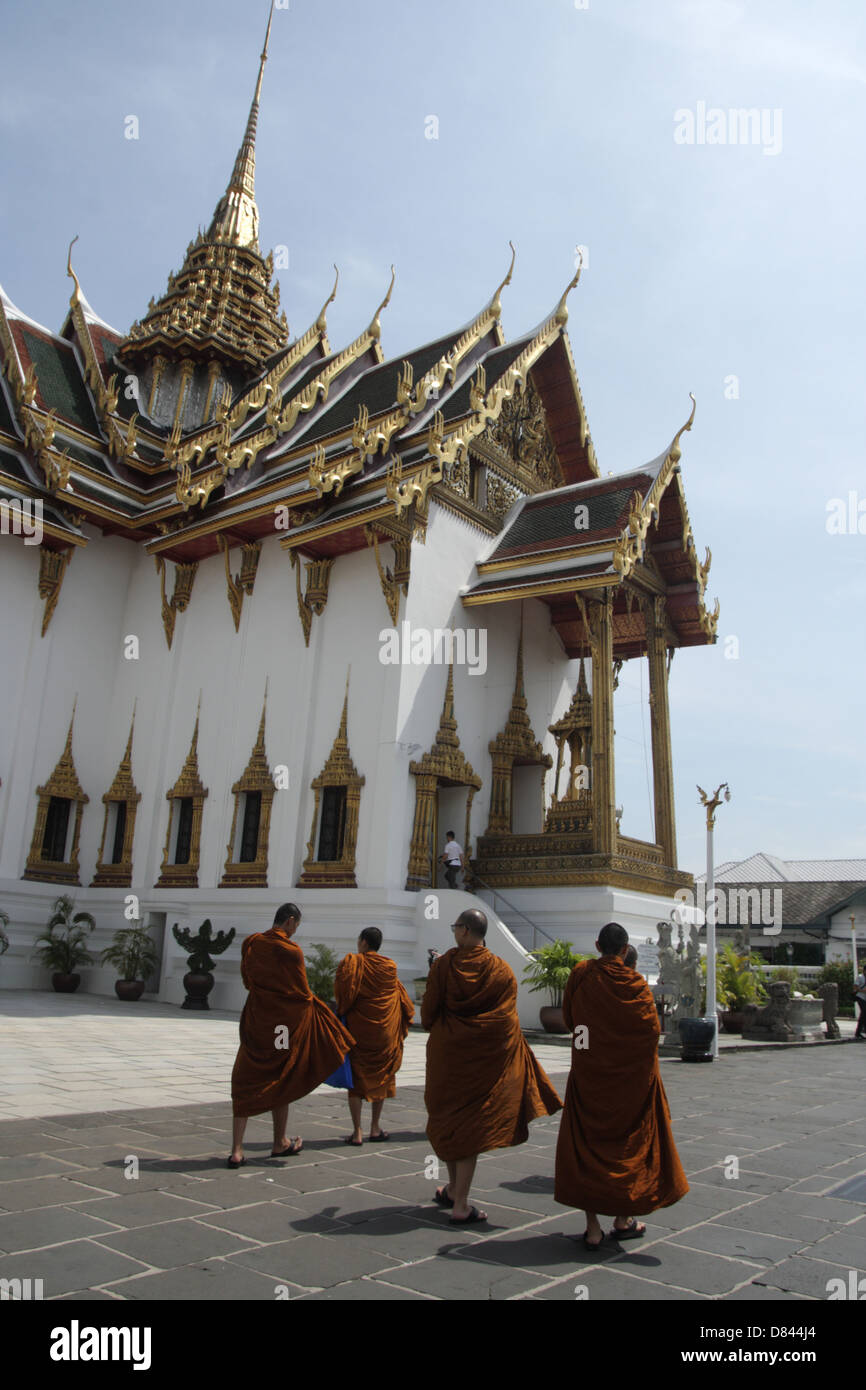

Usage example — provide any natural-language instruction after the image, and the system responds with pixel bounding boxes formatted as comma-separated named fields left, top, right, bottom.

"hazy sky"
left=1, top=0, right=864, bottom=876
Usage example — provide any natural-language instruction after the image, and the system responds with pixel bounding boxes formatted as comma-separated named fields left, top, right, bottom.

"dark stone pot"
left=52, top=973, right=81, bottom=993
left=678, top=1016, right=716, bottom=1062
left=539, top=1005, right=568, bottom=1034
left=719, top=1010, right=745, bottom=1034
left=182, top=971, right=214, bottom=1010
left=115, top=980, right=145, bottom=1002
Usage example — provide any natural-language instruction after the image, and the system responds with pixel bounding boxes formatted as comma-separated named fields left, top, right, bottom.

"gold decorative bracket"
left=218, top=536, right=261, bottom=631
left=155, top=555, right=198, bottom=649
left=290, top=551, right=333, bottom=647
left=38, top=548, right=72, bottom=636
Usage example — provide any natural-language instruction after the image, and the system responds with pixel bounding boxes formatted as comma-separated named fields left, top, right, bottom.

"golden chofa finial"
left=66, top=235, right=82, bottom=308
left=316, top=265, right=339, bottom=334
left=368, top=266, right=396, bottom=341
left=489, top=241, right=516, bottom=319
left=668, top=392, right=697, bottom=467
left=553, top=251, right=583, bottom=326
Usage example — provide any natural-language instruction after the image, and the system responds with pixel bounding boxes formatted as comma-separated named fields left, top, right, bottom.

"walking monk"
left=555, top=921, right=689, bottom=1248
left=423, top=908, right=562, bottom=1224
left=228, top=903, right=354, bottom=1168
left=334, top=927, right=414, bottom=1145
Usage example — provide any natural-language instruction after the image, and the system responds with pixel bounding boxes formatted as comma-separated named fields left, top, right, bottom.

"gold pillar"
left=406, top=775, right=437, bottom=890
left=646, top=594, right=677, bottom=867
left=588, top=592, right=616, bottom=855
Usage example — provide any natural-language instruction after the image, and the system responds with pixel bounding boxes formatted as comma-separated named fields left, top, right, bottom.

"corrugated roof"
left=699, top=853, right=866, bottom=883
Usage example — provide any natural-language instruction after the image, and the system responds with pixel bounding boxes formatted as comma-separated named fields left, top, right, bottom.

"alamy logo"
left=49, top=1320, right=152, bottom=1370
left=378, top=623, right=487, bottom=675
left=674, top=884, right=782, bottom=935
left=674, top=102, right=782, bottom=156
left=0, top=496, right=43, bottom=545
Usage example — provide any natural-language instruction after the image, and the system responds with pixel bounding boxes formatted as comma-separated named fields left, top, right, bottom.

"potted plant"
left=172, top=919, right=236, bottom=1010
left=101, top=922, right=160, bottom=1001
left=522, top=940, right=586, bottom=1033
left=716, top=944, right=767, bottom=1033
left=31, top=894, right=96, bottom=993
left=305, top=942, right=340, bottom=1006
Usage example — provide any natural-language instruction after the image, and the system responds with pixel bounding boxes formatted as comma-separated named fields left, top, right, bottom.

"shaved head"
left=457, top=908, right=487, bottom=940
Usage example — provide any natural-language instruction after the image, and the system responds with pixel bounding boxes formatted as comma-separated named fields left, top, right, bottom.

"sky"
left=0, top=0, right=864, bottom=877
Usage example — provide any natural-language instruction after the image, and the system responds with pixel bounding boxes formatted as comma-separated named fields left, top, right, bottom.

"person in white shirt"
left=440, top=831, right=464, bottom=889
left=855, top=966, right=866, bottom=1040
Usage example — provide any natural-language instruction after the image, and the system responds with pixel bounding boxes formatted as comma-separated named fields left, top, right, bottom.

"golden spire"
left=434, top=652, right=460, bottom=752
left=207, top=2, right=274, bottom=249
left=338, top=669, right=350, bottom=743
left=254, top=681, right=268, bottom=753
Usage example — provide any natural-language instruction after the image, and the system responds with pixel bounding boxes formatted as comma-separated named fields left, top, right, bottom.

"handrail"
left=471, top=874, right=557, bottom=950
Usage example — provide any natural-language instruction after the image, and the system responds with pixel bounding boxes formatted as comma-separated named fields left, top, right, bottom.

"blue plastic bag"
left=323, top=1012, right=353, bottom=1089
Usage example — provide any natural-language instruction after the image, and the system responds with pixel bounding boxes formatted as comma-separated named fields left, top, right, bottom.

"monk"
left=422, top=907, right=562, bottom=1224
left=228, top=903, right=355, bottom=1168
left=554, top=921, right=689, bottom=1248
left=334, top=927, right=415, bottom=1145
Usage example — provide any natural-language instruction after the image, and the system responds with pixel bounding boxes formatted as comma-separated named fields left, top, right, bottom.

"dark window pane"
left=318, top=786, right=346, bottom=861
left=111, top=802, right=127, bottom=864
left=42, top=797, right=71, bottom=861
left=175, top=798, right=193, bottom=865
left=240, top=792, right=261, bottom=862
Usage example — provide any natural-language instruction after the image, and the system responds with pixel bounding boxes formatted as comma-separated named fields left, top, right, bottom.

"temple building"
left=0, top=15, right=718, bottom=1006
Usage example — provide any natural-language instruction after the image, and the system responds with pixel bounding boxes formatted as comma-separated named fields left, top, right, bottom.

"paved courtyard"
left=0, top=991, right=864, bottom=1301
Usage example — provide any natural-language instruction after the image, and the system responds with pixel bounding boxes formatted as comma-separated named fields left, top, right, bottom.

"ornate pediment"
left=481, top=378, right=563, bottom=490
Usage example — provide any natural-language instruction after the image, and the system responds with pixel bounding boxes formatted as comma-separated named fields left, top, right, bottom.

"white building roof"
left=697, top=853, right=866, bottom=883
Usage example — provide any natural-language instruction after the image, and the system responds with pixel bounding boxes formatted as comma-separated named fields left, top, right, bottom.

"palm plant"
left=31, top=894, right=96, bottom=974
left=305, top=943, right=340, bottom=1002
left=715, top=943, right=767, bottom=1010
left=522, top=940, right=586, bottom=1008
left=100, top=923, right=160, bottom=982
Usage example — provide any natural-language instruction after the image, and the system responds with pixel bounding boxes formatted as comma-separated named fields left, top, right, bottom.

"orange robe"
left=231, top=929, right=355, bottom=1118
left=334, top=951, right=415, bottom=1101
left=554, top=956, right=689, bottom=1214
left=422, top=943, right=562, bottom=1161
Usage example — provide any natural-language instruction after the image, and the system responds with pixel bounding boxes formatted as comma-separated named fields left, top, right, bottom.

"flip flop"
left=226, top=1156, right=246, bottom=1169
left=609, top=1220, right=645, bottom=1241
left=343, top=1136, right=363, bottom=1146
left=581, top=1231, right=603, bottom=1251
left=368, top=1131, right=390, bottom=1142
left=270, top=1138, right=303, bottom=1158
left=433, top=1186, right=454, bottom=1208
left=449, top=1206, right=486, bottom=1225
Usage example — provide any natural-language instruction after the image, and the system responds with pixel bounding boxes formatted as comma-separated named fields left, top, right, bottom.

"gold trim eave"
left=477, top=538, right=623, bottom=574
left=279, top=498, right=396, bottom=551
left=461, top=573, right=620, bottom=606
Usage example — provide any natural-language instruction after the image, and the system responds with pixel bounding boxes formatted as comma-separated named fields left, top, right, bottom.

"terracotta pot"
left=115, top=980, right=145, bottom=1002
left=181, top=971, right=214, bottom=1010
left=539, top=1005, right=568, bottom=1034
left=51, top=973, right=81, bottom=993
left=719, top=1010, right=745, bottom=1034
left=678, top=1016, right=716, bottom=1062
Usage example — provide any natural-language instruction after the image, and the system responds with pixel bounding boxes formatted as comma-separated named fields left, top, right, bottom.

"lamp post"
left=852, top=913, right=859, bottom=991
left=698, top=782, right=730, bottom=1060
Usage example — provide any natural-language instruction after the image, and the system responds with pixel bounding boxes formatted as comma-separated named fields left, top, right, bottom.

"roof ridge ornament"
left=667, top=392, right=697, bottom=467
left=66, top=235, right=82, bottom=309
left=368, top=266, right=396, bottom=341
left=553, top=249, right=583, bottom=326
left=489, top=241, right=516, bottom=319
left=316, top=265, right=340, bottom=334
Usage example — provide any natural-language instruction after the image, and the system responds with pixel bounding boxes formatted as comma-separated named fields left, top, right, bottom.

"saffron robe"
left=422, top=944, right=562, bottom=1161
left=334, top=951, right=415, bottom=1101
left=231, top=929, right=355, bottom=1118
left=554, top=956, right=689, bottom=1214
